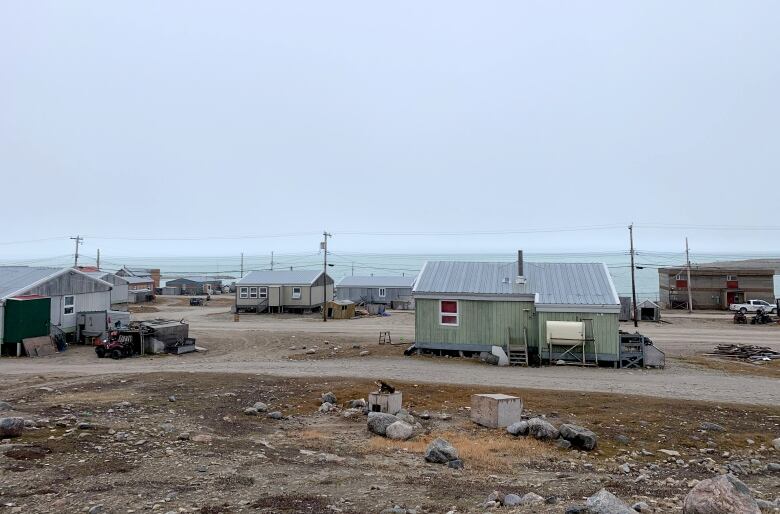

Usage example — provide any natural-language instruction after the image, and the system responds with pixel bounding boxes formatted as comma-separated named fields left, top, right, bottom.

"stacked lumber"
left=708, top=344, right=780, bottom=361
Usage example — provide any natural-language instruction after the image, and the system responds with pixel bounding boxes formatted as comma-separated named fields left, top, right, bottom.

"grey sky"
left=2, top=1, right=779, bottom=259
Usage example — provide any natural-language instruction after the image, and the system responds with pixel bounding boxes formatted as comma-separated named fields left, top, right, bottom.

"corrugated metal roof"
left=337, top=276, right=416, bottom=288
left=0, top=266, right=64, bottom=299
left=238, top=270, right=324, bottom=286
left=413, top=261, right=619, bottom=306
left=413, top=261, right=523, bottom=296
left=167, top=276, right=222, bottom=284
left=526, top=262, right=619, bottom=306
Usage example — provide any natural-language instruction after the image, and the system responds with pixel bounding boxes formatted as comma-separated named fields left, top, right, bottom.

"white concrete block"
left=491, top=346, right=509, bottom=366
left=470, top=393, right=523, bottom=428
left=368, top=392, right=403, bottom=415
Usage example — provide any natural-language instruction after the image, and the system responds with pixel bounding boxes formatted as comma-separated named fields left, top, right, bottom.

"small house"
left=165, top=276, right=223, bottom=295
left=116, top=266, right=161, bottom=289
left=637, top=300, right=661, bottom=321
left=235, top=270, right=334, bottom=314
left=82, top=271, right=130, bottom=306
left=0, top=266, right=114, bottom=353
left=326, top=299, right=356, bottom=319
left=412, top=252, right=621, bottom=365
left=336, top=275, right=416, bottom=308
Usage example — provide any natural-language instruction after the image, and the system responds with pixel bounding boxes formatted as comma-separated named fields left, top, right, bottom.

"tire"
left=111, top=349, right=123, bottom=360
left=95, top=348, right=105, bottom=358
left=740, top=307, right=747, bottom=314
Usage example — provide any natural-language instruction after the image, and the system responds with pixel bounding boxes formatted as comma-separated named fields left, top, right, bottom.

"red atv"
left=94, top=331, right=135, bottom=359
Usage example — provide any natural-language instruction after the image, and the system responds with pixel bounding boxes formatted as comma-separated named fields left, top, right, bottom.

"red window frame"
left=440, top=300, right=459, bottom=326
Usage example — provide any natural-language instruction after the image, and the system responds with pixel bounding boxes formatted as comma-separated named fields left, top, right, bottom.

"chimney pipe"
left=517, top=250, right=524, bottom=277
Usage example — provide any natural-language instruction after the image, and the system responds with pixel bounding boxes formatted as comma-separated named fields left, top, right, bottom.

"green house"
left=412, top=254, right=621, bottom=365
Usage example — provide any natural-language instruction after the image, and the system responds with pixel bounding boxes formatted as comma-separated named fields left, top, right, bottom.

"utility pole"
left=629, top=224, right=638, bottom=328
left=96, top=249, right=100, bottom=270
left=685, top=237, right=693, bottom=313
left=321, top=231, right=332, bottom=322
left=351, top=262, right=354, bottom=276
left=240, top=252, right=244, bottom=278
left=70, top=235, right=84, bottom=268
left=271, top=251, right=274, bottom=271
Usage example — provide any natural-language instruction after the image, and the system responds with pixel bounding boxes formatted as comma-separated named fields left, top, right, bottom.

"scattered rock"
left=683, top=474, right=760, bottom=514
left=419, top=411, right=430, bottom=420
left=585, top=489, right=635, bottom=514
left=367, top=412, right=398, bottom=436
left=658, top=449, right=680, bottom=457
left=0, top=418, right=24, bottom=438
left=114, top=432, right=129, bottom=442
left=527, top=418, right=559, bottom=440
left=447, top=458, right=464, bottom=469
left=756, top=499, right=778, bottom=512
left=267, top=411, right=283, bottom=420
left=321, top=392, right=337, bottom=405
left=619, top=463, right=631, bottom=474
left=424, top=437, right=459, bottom=464
left=88, top=505, right=104, bottom=514
left=503, top=494, right=522, bottom=507
left=507, top=421, right=528, bottom=436
left=190, top=434, right=213, bottom=443
left=77, top=422, right=93, bottom=430
left=385, top=421, right=414, bottom=440
left=347, top=399, right=366, bottom=409
left=253, top=402, right=268, bottom=412
left=159, top=423, right=175, bottom=433
left=766, top=463, right=779, bottom=472
left=178, top=432, right=190, bottom=441
left=168, top=395, right=176, bottom=402
left=520, top=493, right=545, bottom=505
left=556, top=438, right=572, bottom=450
left=359, top=350, right=370, bottom=357
left=615, top=435, right=631, bottom=445
left=772, top=438, right=780, bottom=451
left=319, top=402, right=334, bottom=413
left=0, top=402, right=11, bottom=411
left=305, top=349, right=316, bottom=354
left=632, top=501, right=653, bottom=512
left=559, top=423, right=598, bottom=450
left=244, top=407, right=258, bottom=416
left=700, top=422, right=725, bottom=432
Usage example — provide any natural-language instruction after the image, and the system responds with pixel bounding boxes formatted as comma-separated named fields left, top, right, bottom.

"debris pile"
left=708, top=344, right=780, bottom=361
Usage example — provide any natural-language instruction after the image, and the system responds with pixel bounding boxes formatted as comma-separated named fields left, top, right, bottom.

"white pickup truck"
left=729, top=299, right=777, bottom=314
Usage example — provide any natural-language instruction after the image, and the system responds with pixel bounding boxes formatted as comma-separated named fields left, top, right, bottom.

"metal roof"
left=238, top=270, right=324, bottom=286
left=0, top=266, right=114, bottom=300
left=526, top=262, right=619, bottom=306
left=0, top=266, right=62, bottom=300
left=413, top=261, right=523, bottom=296
left=413, top=261, right=619, bottom=306
left=337, top=275, right=416, bottom=288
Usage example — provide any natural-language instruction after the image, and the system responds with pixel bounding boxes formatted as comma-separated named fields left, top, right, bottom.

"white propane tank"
left=546, top=321, right=584, bottom=343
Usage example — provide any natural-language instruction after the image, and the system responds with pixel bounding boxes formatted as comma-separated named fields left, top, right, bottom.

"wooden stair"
left=507, top=344, right=529, bottom=366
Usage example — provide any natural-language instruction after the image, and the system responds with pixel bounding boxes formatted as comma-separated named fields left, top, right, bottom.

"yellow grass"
left=365, top=431, right=548, bottom=471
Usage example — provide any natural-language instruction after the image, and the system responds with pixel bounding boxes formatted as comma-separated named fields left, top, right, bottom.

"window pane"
left=441, top=301, right=457, bottom=313
left=441, top=315, right=458, bottom=324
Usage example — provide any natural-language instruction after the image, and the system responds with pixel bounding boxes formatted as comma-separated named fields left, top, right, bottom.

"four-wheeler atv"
left=94, top=331, right=135, bottom=359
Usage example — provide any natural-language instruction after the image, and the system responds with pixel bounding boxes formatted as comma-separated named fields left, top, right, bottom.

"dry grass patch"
left=365, top=431, right=548, bottom=471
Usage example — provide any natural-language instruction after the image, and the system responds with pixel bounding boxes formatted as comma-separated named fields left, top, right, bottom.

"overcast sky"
left=1, top=1, right=779, bottom=259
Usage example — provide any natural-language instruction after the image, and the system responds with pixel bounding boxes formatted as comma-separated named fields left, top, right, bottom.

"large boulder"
left=424, top=438, right=459, bottom=464
left=507, top=421, right=529, bottom=436
left=385, top=421, right=414, bottom=440
left=585, top=489, right=635, bottom=514
left=321, top=392, right=337, bottom=405
left=0, top=417, right=24, bottom=438
left=527, top=418, right=559, bottom=440
left=683, top=474, right=760, bottom=514
left=559, top=424, right=598, bottom=451
left=367, top=412, right=398, bottom=436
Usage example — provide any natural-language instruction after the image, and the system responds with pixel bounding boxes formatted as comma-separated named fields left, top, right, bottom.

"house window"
left=63, top=295, right=75, bottom=315
left=259, top=287, right=268, bottom=299
left=726, top=275, right=737, bottom=281
left=440, top=300, right=459, bottom=326
left=249, top=287, right=258, bottom=298
left=378, top=288, right=386, bottom=298
left=239, top=287, right=248, bottom=299
left=292, top=287, right=302, bottom=299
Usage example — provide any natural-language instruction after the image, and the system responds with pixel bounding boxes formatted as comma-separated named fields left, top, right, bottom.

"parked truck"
left=729, top=299, right=777, bottom=314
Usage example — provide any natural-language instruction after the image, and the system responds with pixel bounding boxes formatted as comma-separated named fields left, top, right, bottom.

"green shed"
left=2, top=296, right=51, bottom=344
left=412, top=256, right=621, bottom=365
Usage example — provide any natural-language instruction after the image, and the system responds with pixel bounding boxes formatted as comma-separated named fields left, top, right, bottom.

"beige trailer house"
left=235, top=270, right=334, bottom=314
